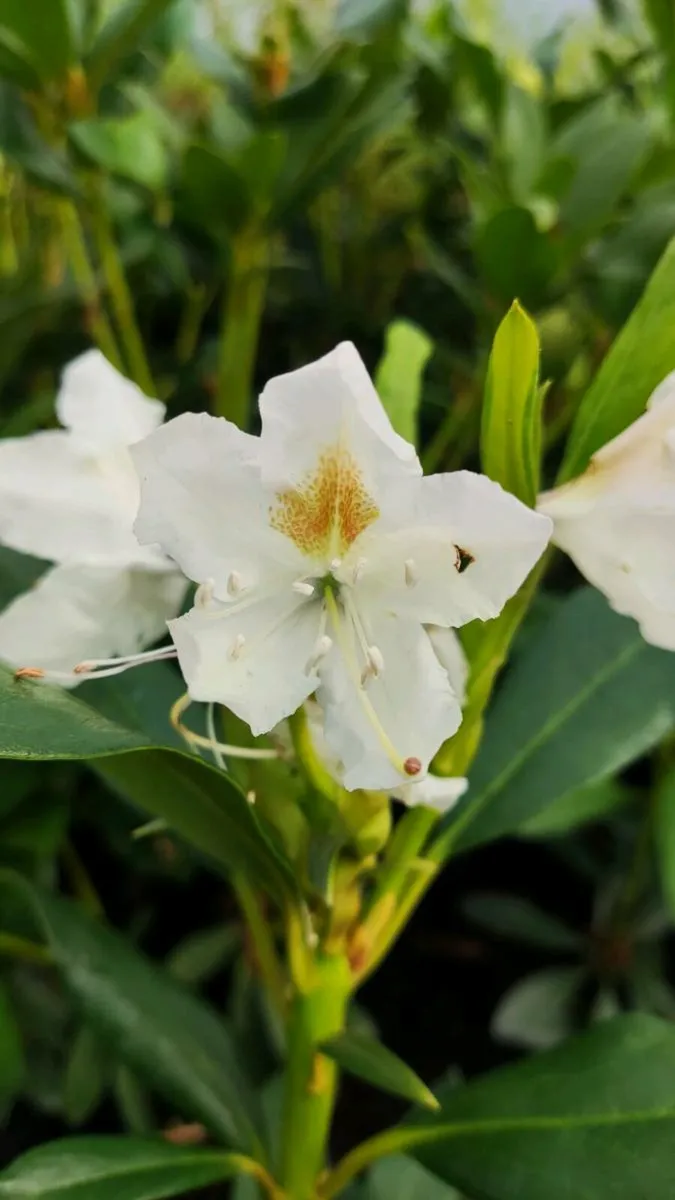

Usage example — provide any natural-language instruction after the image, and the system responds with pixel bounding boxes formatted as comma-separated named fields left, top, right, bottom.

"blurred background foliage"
left=4, top=0, right=675, bottom=1183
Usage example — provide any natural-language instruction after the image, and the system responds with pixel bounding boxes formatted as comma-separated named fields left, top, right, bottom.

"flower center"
left=269, top=443, right=379, bottom=559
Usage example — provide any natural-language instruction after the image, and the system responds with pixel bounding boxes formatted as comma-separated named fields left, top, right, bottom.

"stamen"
left=324, top=588, right=415, bottom=779
left=352, top=557, right=367, bottom=585
left=367, top=645, right=384, bottom=676
left=404, top=756, right=422, bottom=776
left=246, top=790, right=257, bottom=805
left=330, top=557, right=342, bottom=572
left=228, top=633, right=246, bottom=661
left=170, top=691, right=280, bottom=761
left=305, top=633, right=333, bottom=675
left=227, top=570, right=243, bottom=597
left=15, top=644, right=178, bottom=685
left=196, top=578, right=215, bottom=608
left=404, top=558, right=418, bottom=588
left=293, top=580, right=315, bottom=597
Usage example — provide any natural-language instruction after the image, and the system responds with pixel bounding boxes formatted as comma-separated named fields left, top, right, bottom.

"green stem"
left=234, top=873, right=288, bottom=1019
left=58, top=198, right=124, bottom=370
left=216, top=226, right=270, bottom=427
left=87, top=179, right=155, bottom=395
left=281, top=953, right=351, bottom=1200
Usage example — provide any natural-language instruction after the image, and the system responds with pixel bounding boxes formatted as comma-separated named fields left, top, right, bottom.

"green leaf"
left=0, top=1137, right=249, bottom=1199
left=561, top=235, right=675, bottom=479
left=167, top=925, right=241, bottom=987
left=653, top=768, right=675, bottom=921
left=321, top=1031, right=439, bottom=1111
left=366, top=1155, right=459, bottom=1200
left=0, top=985, right=22, bottom=1120
left=481, top=300, right=541, bottom=505
left=553, top=97, right=652, bottom=250
left=475, top=207, right=556, bottom=310
left=519, top=778, right=630, bottom=837
left=335, top=0, right=407, bottom=39
left=63, top=1026, right=109, bottom=1126
left=1, top=878, right=265, bottom=1155
left=490, top=968, right=585, bottom=1050
left=440, top=589, right=675, bottom=854
left=0, top=666, right=297, bottom=901
left=374, top=320, right=432, bottom=447
left=70, top=114, right=169, bottom=192
left=0, top=0, right=74, bottom=82
left=0, top=545, right=48, bottom=609
left=463, top=894, right=581, bottom=951
left=502, top=85, right=546, bottom=203
left=86, top=0, right=175, bottom=90
left=180, top=143, right=249, bottom=238
left=406, top=1015, right=675, bottom=1200
left=0, top=85, right=77, bottom=194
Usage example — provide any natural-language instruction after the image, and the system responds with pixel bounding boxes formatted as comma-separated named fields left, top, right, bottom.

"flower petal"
left=168, top=592, right=323, bottom=734
left=393, top=774, right=468, bottom=813
left=57, top=350, right=164, bottom=452
left=258, top=342, right=421, bottom=518
left=426, top=625, right=468, bottom=703
left=0, top=564, right=186, bottom=681
left=0, top=431, right=149, bottom=567
left=349, top=471, right=552, bottom=627
left=132, top=412, right=306, bottom=596
left=318, top=603, right=462, bottom=791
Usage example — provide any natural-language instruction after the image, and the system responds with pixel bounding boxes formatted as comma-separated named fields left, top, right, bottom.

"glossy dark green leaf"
left=0, top=666, right=297, bottom=900
left=86, top=0, right=175, bottom=89
left=180, top=143, right=249, bottom=237
left=463, top=894, right=581, bottom=951
left=519, top=778, right=630, bottom=837
left=408, top=1016, right=675, bottom=1200
left=0, top=0, right=74, bottom=82
left=366, top=1155, right=459, bottom=1200
left=490, top=968, right=584, bottom=1050
left=0, top=546, right=48, bottom=609
left=561, top=235, right=675, bottom=479
left=440, top=589, right=675, bottom=854
left=1, top=878, right=265, bottom=1155
left=0, top=1137, right=248, bottom=1198
left=321, top=1031, right=438, bottom=1111
left=481, top=300, right=541, bottom=505
left=374, top=320, right=432, bottom=447
left=63, top=1026, right=108, bottom=1126
left=0, top=985, right=22, bottom=1120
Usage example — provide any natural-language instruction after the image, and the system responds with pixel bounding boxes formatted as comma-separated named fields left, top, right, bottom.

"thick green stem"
left=281, top=953, right=351, bottom=1200
left=87, top=180, right=155, bottom=395
left=216, top=227, right=270, bottom=427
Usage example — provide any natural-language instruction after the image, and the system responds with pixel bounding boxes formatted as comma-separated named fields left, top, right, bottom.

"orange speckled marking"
left=269, top=444, right=379, bottom=558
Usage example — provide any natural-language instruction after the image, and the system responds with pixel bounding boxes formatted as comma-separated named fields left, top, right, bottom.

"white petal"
left=426, top=625, right=468, bottom=703
left=168, top=592, right=322, bottom=735
left=0, top=564, right=186, bottom=682
left=57, top=350, right=164, bottom=452
left=393, top=774, right=468, bottom=813
left=132, top=412, right=306, bottom=596
left=0, top=432, right=151, bottom=567
left=318, top=604, right=462, bottom=791
left=258, top=342, right=421, bottom=522
left=351, top=471, right=552, bottom=627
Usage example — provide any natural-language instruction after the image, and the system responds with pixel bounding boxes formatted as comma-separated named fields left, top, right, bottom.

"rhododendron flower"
left=0, top=351, right=186, bottom=679
left=538, top=372, right=675, bottom=651
left=132, top=343, right=551, bottom=789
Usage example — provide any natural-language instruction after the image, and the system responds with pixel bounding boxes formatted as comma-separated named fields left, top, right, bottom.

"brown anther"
left=73, top=663, right=91, bottom=675
left=403, top=756, right=423, bottom=776
left=14, top=667, right=45, bottom=681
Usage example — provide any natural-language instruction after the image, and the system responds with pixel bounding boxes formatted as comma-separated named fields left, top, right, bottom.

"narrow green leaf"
left=475, top=207, right=557, bottom=309
left=463, top=894, right=582, bottom=951
left=321, top=1031, right=439, bottom=1111
left=0, top=1137, right=249, bottom=1199
left=407, top=1015, right=675, bottom=1200
left=0, top=0, right=74, bottom=82
left=63, top=1026, right=109, bottom=1126
left=0, top=878, right=266, bottom=1156
left=70, top=114, right=169, bottom=192
left=561, top=235, right=675, bottom=479
left=86, top=0, right=174, bottom=90
left=180, top=143, right=249, bottom=238
left=481, top=300, right=541, bottom=505
left=491, top=967, right=585, bottom=1050
left=440, top=589, right=675, bottom=854
left=374, top=320, right=433, bottom=447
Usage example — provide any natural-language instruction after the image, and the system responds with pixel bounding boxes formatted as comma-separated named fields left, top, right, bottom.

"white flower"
left=132, top=342, right=551, bottom=790
left=538, top=371, right=675, bottom=650
left=0, top=351, right=187, bottom=679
